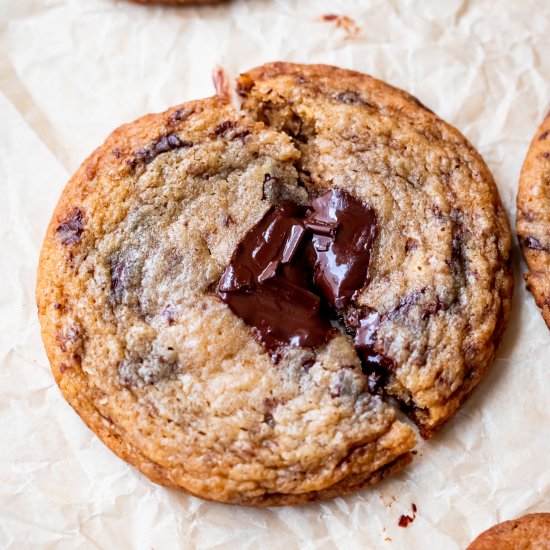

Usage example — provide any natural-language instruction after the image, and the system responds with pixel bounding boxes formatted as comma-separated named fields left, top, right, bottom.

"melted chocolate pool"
left=217, top=188, right=383, bottom=360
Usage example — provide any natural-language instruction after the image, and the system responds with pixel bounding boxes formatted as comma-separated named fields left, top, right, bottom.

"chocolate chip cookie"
left=467, top=513, right=550, bottom=549
left=36, top=63, right=512, bottom=505
left=517, top=112, right=550, bottom=329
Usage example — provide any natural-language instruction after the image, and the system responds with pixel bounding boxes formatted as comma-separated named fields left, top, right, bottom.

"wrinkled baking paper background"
left=1, top=0, right=549, bottom=548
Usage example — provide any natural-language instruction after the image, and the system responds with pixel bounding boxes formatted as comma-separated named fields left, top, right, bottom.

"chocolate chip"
left=523, top=236, right=545, bottom=251
left=422, top=296, right=444, bottom=319
left=56, top=324, right=80, bottom=353
left=223, top=214, right=235, bottom=227
left=56, top=208, right=84, bottom=245
left=170, top=107, right=191, bottom=125
left=543, top=152, right=550, bottom=159
left=263, top=412, right=276, bottom=428
left=232, top=130, right=251, bottom=142
left=129, top=133, right=191, bottom=168
left=110, top=257, right=128, bottom=300
left=405, top=238, right=418, bottom=252
left=539, top=130, right=550, bottom=141
left=333, top=90, right=369, bottom=106
left=214, top=120, right=237, bottom=136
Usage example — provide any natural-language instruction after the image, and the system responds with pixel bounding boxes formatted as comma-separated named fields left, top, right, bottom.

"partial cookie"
left=238, top=63, right=512, bottom=436
left=467, top=513, right=550, bottom=550
left=37, top=63, right=512, bottom=505
left=517, top=112, right=550, bottom=329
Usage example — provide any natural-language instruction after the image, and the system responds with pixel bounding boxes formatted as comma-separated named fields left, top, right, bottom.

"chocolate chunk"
left=130, top=134, right=191, bottom=168
left=217, top=203, right=335, bottom=352
left=110, top=257, right=128, bottom=301
left=523, top=236, right=546, bottom=251
left=405, top=238, right=418, bottom=252
left=539, top=130, right=550, bottom=141
left=232, top=130, right=251, bottom=142
left=214, top=120, right=237, bottom=136
left=263, top=412, right=276, bottom=427
left=306, top=189, right=378, bottom=308
left=56, top=208, right=84, bottom=245
left=354, top=311, right=394, bottom=377
left=333, top=90, right=369, bottom=106
left=56, top=324, right=80, bottom=353
left=217, top=189, right=379, bottom=357
left=170, top=107, right=191, bottom=125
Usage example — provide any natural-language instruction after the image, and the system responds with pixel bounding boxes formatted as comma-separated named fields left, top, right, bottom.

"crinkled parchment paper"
left=1, top=0, right=549, bottom=548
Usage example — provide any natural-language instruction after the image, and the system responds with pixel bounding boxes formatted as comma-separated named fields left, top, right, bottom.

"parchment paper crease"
left=1, top=0, right=549, bottom=548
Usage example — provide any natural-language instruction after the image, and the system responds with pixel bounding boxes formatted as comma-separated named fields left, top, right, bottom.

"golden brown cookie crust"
left=517, top=112, right=550, bottom=329
left=467, top=513, right=550, bottom=550
left=37, top=63, right=512, bottom=505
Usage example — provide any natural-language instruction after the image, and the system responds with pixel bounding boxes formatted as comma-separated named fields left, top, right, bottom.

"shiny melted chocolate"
left=218, top=203, right=334, bottom=352
left=217, top=189, right=380, bottom=358
left=305, top=189, right=377, bottom=309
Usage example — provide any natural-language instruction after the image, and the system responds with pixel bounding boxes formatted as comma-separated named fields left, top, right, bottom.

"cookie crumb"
left=398, top=503, right=417, bottom=527
left=319, top=14, right=360, bottom=39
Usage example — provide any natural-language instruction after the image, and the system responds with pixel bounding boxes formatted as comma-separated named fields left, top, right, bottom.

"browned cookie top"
left=517, top=112, right=550, bottom=329
left=467, top=513, right=550, bottom=550
left=36, top=63, right=512, bottom=505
